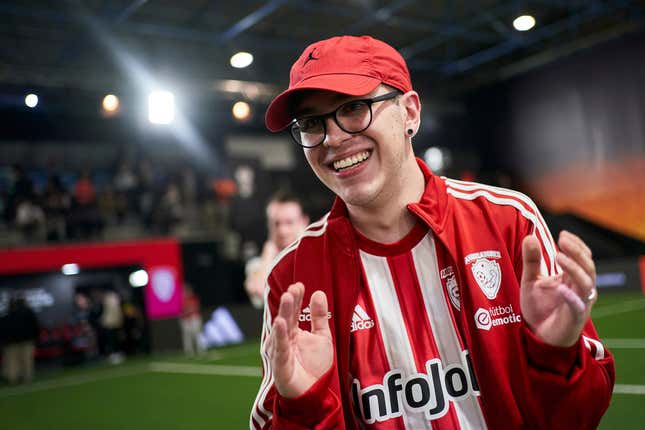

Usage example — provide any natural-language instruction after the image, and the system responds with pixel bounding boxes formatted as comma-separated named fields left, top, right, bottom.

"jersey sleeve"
left=249, top=271, right=343, bottom=430
left=512, top=200, right=615, bottom=429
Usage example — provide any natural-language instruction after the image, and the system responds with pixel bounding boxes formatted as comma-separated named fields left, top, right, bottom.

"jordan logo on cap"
left=303, top=48, right=320, bottom=66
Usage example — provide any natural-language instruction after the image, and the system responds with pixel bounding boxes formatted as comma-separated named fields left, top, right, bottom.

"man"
left=244, top=192, right=309, bottom=308
left=1, top=297, right=40, bottom=384
left=250, top=35, right=614, bottom=430
left=180, top=283, right=205, bottom=355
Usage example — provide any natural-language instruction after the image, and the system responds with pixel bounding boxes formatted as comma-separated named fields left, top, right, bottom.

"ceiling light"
left=513, top=15, right=536, bottom=31
left=230, top=52, right=254, bottom=69
left=25, top=93, right=38, bottom=108
left=102, top=94, right=120, bottom=113
left=148, top=90, right=175, bottom=125
left=232, top=101, right=251, bottom=121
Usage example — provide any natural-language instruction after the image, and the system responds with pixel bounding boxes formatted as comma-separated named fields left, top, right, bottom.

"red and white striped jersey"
left=250, top=159, right=615, bottom=430
left=350, top=222, right=487, bottom=429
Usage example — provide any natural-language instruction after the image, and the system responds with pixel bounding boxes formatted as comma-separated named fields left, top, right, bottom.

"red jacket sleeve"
left=511, top=202, right=615, bottom=429
left=250, top=272, right=343, bottom=430
left=518, top=320, right=615, bottom=429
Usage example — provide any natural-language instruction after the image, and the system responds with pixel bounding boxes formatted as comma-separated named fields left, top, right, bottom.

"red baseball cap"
left=265, top=35, right=412, bottom=132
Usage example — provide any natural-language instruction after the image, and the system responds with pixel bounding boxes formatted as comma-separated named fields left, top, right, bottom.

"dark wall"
left=467, top=30, right=645, bottom=180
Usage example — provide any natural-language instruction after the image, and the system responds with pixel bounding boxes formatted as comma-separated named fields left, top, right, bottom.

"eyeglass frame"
left=288, top=90, right=402, bottom=148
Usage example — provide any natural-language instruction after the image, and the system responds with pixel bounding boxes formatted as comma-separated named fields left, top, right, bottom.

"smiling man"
left=250, top=35, right=614, bottom=430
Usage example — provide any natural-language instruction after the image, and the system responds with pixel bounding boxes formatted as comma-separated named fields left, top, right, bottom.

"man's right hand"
left=267, top=283, right=333, bottom=398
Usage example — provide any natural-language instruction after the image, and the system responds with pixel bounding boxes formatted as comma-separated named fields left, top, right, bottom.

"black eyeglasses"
left=289, top=91, right=401, bottom=148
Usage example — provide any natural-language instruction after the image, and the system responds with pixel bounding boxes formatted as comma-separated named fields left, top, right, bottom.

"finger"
left=278, top=290, right=296, bottom=339
left=286, top=283, right=304, bottom=336
left=559, top=230, right=592, bottom=258
left=522, top=235, right=543, bottom=284
left=558, top=234, right=596, bottom=281
left=310, top=290, right=331, bottom=337
left=556, top=252, right=594, bottom=299
left=556, top=283, right=586, bottom=315
left=272, top=317, right=293, bottom=378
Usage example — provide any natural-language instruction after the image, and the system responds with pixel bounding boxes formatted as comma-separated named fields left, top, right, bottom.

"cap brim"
left=265, top=74, right=381, bottom=132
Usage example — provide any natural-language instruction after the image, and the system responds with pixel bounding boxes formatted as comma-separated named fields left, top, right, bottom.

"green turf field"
left=1, top=291, right=643, bottom=429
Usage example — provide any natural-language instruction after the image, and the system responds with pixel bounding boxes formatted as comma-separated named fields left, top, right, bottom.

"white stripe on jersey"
left=443, top=180, right=558, bottom=277
left=251, top=215, right=330, bottom=430
left=360, top=250, right=433, bottom=430
left=412, top=235, right=488, bottom=430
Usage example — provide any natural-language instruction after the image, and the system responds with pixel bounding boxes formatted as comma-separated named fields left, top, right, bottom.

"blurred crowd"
left=0, top=287, right=146, bottom=384
left=0, top=160, right=226, bottom=245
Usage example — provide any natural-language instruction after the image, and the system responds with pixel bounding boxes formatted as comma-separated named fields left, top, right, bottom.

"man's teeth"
left=333, top=151, right=370, bottom=171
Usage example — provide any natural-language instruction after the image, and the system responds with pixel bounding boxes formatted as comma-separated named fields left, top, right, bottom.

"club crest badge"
left=440, top=266, right=460, bottom=311
left=465, top=250, right=502, bottom=300
left=151, top=267, right=176, bottom=303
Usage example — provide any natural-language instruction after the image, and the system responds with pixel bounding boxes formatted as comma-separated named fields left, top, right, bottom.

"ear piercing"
left=407, top=129, right=414, bottom=135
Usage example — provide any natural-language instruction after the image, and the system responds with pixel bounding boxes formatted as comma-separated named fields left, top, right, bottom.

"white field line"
left=149, top=362, right=262, bottom=377
left=592, top=298, right=645, bottom=318
left=614, top=384, right=645, bottom=395
left=0, top=366, right=147, bottom=399
left=602, top=338, right=645, bottom=349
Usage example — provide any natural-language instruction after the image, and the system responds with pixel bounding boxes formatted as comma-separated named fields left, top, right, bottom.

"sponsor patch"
left=474, top=305, right=521, bottom=331
left=352, top=350, right=479, bottom=424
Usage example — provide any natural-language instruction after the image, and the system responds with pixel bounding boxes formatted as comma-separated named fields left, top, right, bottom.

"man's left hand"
left=520, top=230, right=597, bottom=347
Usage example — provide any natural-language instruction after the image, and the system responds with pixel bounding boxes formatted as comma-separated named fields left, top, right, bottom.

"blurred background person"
left=42, top=174, right=70, bottom=242
left=0, top=297, right=40, bottom=384
left=180, top=284, right=204, bottom=356
left=244, top=192, right=309, bottom=308
left=100, top=290, right=124, bottom=364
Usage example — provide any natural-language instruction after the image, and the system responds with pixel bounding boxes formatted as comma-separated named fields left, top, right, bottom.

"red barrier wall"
left=0, top=239, right=183, bottom=319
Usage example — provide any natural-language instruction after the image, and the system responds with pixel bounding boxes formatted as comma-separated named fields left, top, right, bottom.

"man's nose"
left=323, top=117, right=352, bottom=148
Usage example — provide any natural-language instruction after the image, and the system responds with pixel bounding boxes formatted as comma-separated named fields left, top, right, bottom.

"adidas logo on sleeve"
left=351, top=304, right=375, bottom=332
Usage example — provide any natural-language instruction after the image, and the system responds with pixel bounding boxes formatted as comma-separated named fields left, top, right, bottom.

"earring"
left=407, top=128, right=414, bottom=136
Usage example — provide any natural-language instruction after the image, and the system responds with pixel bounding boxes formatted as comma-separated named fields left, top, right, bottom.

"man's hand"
left=520, top=230, right=597, bottom=347
left=267, top=283, right=333, bottom=398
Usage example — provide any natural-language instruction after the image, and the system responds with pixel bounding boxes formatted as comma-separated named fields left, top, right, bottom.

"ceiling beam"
left=219, top=0, right=288, bottom=41
left=113, top=0, right=149, bottom=25
left=342, top=0, right=416, bottom=34
left=439, top=0, right=633, bottom=75
left=399, top=2, right=520, bottom=59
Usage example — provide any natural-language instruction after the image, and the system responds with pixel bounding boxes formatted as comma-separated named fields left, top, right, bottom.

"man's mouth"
left=332, top=151, right=371, bottom=172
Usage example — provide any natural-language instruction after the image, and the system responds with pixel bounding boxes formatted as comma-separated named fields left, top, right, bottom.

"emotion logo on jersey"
left=440, top=266, right=460, bottom=311
left=464, top=250, right=502, bottom=300
left=474, top=305, right=521, bottom=331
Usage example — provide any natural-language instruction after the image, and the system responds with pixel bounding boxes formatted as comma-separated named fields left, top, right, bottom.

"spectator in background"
left=15, top=197, right=45, bottom=242
left=100, top=290, right=124, bottom=364
left=137, top=159, right=156, bottom=229
left=244, top=192, right=309, bottom=308
left=113, top=161, right=139, bottom=221
left=42, top=174, right=70, bottom=241
left=0, top=297, right=40, bottom=384
left=180, top=284, right=204, bottom=356
left=4, top=164, right=34, bottom=224
left=180, top=167, right=198, bottom=225
left=70, top=168, right=102, bottom=239
left=155, top=181, right=183, bottom=234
